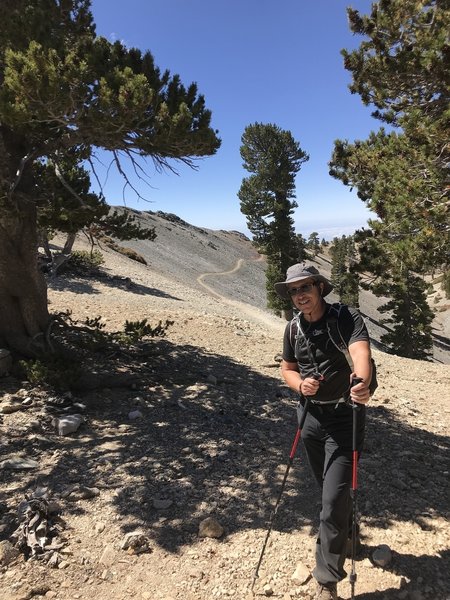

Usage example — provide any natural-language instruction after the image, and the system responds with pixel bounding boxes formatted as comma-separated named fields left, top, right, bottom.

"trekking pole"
left=251, top=392, right=313, bottom=593
left=349, top=376, right=363, bottom=600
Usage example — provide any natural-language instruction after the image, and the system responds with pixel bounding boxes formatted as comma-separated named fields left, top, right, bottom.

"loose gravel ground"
left=0, top=221, right=449, bottom=600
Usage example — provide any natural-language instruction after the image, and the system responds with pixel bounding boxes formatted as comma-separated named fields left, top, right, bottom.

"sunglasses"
left=287, top=282, right=316, bottom=296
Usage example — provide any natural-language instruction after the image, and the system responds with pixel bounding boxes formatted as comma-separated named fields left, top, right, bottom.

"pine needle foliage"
left=238, top=123, right=309, bottom=313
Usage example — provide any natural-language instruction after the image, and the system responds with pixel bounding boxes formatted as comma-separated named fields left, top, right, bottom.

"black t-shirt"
left=282, top=303, right=369, bottom=402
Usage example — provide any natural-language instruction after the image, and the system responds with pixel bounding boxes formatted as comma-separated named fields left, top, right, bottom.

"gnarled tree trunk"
left=0, top=197, right=50, bottom=356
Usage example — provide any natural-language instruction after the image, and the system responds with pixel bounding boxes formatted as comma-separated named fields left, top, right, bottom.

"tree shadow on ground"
left=0, top=340, right=448, bottom=596
left=354, top=549, right=449, bottom=599
left=47, top=274, right=182, bottom=300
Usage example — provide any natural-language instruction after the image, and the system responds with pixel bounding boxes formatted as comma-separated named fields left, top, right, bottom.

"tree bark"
left=0, top=197, right=51, bottom=356
left=63, top=231, right=76, bottom=254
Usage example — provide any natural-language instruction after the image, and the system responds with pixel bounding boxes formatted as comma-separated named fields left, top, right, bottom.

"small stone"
left=263, top=584, right=274, bottom=596
left=121, top=531, right=151, bottom=554
left=53, top=414, right=84, bottom=436
left=95, top=522, right=106, bottom=534
left=99, top=544, right=116, bottom=567
left=291, top=562, right=310, bottom=585
left=188, top=568, right=204, bottom=579
left=128, top=409, right=143, bottom=420
left=198, top=516, right=224, bottom=539
left=372, top=544, right=392, bottom=567
left=0, top=402, right=22, bottom=414
left=65, top=486, right=100, bottom=501
left=0, top=540, right=20, bottom=566
left=152, top=498, right=173, bottom=510
left=0, top=456, right=39, bottom=470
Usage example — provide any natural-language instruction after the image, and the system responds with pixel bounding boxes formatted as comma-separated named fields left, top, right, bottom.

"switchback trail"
left=196, top=256, right=283, bottom=332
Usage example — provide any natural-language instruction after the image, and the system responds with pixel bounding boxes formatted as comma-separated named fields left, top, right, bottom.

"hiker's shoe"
left=346, top=533, right=363, bottom=558
left=315, top=582, right=337, bottom=600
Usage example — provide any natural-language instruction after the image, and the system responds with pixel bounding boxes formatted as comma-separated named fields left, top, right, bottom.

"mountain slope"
left=108, top=208, right=450, bottom=364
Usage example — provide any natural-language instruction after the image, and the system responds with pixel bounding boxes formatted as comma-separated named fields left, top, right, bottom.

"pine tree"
left=374, top=271, right=434, bottom=360
left=330, top=237, right=347, bottom=297
left=294, top=233, right=309, bottom=262
left=330, top=236, right=359, bottom=307
left=307, top=232, right=320, bottom=256
left=238, top=122, right=309, bottom=313
left=442, top=270, right=450, bottom=299
left=0, top=0, right=220, bottom=356
left=328, top=0, right=448, bottom=358
left=35, top=154, right=156, bottom=263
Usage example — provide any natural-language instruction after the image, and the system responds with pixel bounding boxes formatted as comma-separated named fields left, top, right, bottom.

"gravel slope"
left=0, top=215, right=449, bottom=600
left=109, top=209, right=450, bottom=364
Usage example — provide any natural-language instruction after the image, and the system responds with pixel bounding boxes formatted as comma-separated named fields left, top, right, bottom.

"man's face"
left=286, top=279, right=322, bottom=312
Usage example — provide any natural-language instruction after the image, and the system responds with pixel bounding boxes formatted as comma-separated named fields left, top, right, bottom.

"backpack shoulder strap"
left=289, top=314, right=298, bottom=349
left=327, top=303, right=378, bottom=395
left=290, top=312, right=320, bottom=372
left=326, top=303, right=354, bottom=370
left=290, top=312, right=303, bottom=357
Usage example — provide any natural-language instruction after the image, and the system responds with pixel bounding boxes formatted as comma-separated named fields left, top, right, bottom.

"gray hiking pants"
left=298, top=401, right=365, bottom=586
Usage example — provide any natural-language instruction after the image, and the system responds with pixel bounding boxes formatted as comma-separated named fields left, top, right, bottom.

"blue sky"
left=89, top=0, right=378, bottom=240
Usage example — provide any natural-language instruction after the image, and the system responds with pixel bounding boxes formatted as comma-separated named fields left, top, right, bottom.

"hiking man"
left=275, top=263, right=373, bottom=600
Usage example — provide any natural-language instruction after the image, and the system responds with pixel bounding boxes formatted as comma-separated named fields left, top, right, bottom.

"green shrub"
left=68, top=250, right=104, bottom=273
left=113, top=319, right=174, bottom=346
left=19, top=356, right=82, bottom=390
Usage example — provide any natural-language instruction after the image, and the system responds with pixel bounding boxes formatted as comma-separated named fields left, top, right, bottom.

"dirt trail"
left=197, top=256, right=282, bottom=332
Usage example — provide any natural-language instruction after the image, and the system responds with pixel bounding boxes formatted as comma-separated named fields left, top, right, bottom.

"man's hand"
left=301, top=375, right=323, bottom=397
left=350, top=374, right=370, bottom=404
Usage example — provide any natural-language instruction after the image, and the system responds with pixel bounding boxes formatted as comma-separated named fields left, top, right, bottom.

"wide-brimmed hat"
left=274, top=263, right=333, bottom=300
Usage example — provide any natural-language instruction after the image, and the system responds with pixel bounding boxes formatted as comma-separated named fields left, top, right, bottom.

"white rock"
left=291, top=562, right=310, bottom=585
left=53, top=414, right=84, bottom=436
left=263, top=584, right=274, bottom=596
